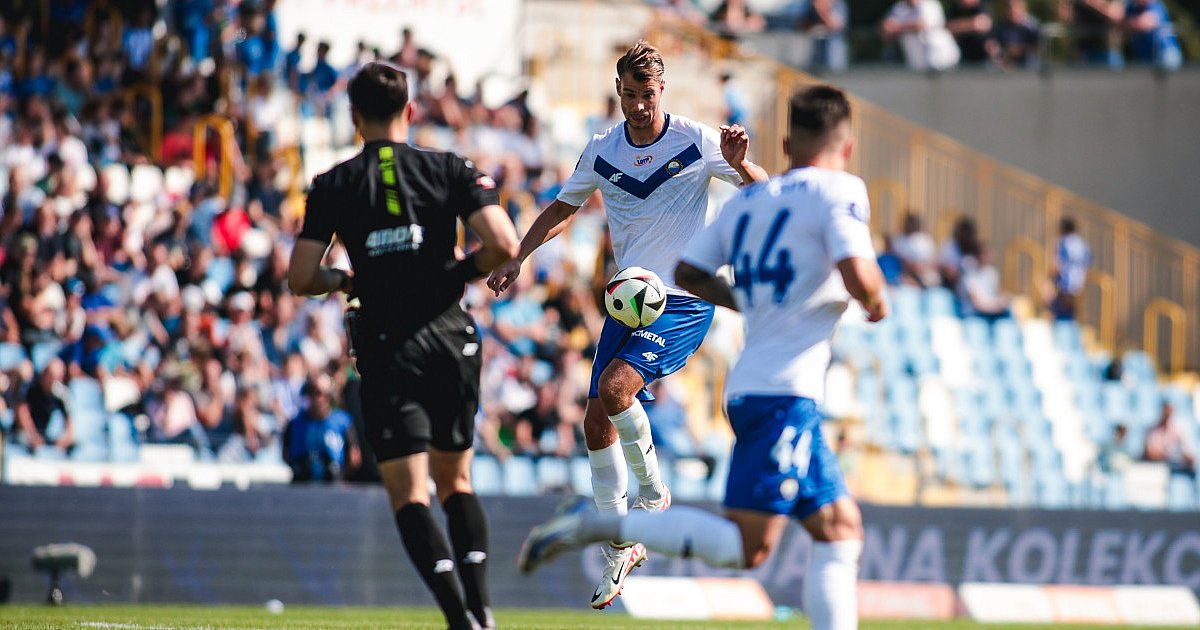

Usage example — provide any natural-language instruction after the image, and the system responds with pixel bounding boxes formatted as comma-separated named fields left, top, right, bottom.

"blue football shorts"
left=588, top=294, right=715, bottom=402
left=723, top=395, right=849, bottom=520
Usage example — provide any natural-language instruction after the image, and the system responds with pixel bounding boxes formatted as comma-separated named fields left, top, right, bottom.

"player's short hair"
left=616, top=40, right=665, bottom=83
left=1060, top=217, right=1077, bottom=234
left=348, top=61, right=409, bottom=122
left=789, top=84, right=852, bottom=138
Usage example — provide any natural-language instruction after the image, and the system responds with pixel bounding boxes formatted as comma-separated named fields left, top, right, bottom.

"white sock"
left=803, top=540, right=862, bottom=630
left=588, top=442, right=629, bottom=517
left=609, top=401, right=665, bottom=500
left=612, top=506, right=745, bottom=569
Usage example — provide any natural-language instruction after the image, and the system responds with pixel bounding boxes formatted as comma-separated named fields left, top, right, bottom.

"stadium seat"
left=923, top=287, right=957, bottom=318
left=569, top=456, right=593, bottom=495
left=1052, top=320, right=1084, bottom=353
left=501, top=457, right=538, bottom=496
left=1121, top=351, right=1156, bottom=384
left=471, top=455, right=503, bottom=496
left=108, top=413, right=139, bottom=463
left=966, top=444, right=997, bottom=488
left=535, top=457, right=570, bottom=493
left=992, top=318, right=1021, bottom=350
left=1167, top=475, right=1198, bottom=511
left=69, top=410, right=109, bottom=462
left=1101, top=383, right=1133, bottom=420
left=31, top=341, right=62, bottom=374
left=0, top=342, right=27, bottom=372
left=206, top=257, right=237, bottom=292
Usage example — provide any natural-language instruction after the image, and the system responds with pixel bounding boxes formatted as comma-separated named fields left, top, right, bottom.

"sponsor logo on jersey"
left=608, top=173, right=624, bottom=183
left=365, top=224, right=424, bottom=256
left=666, top=158, right=684, bottom=175
left=641, top=351, right=659, bottom=362
left=848, top=202, right=868, bottom=223
left=634, top=155, right=654, bottom=167
left=631, top=329, right=667, bottom=348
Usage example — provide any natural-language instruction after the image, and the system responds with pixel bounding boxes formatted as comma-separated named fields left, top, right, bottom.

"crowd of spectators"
left=653, top=0, right=1187, bottom=72
left=0, top=0, right=671, bottom=481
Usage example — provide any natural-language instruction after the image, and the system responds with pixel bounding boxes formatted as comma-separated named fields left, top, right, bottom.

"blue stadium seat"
left=966, top=444, right=997, bottom=488
left=1036, top=474, right=1070, bottom=509
left=889, top=285, right=922, bottom=323
left=889, top=408, right=922, bottom=453
left=907, top=348, right=939, bottom=376
left=0, top=342, right=26, bottom=372
left=535, top=457, right=570, bottom=493
left=30, top=341, right=62, bottom=374
left=885, top=377, right=918, bottom=409
left=1121, top=351, right=1156, bottom=384
left=1101, top=383, right=1132, bottom=420
left=923, top=287, right=957, bottom=318
left=1167, top=475, right=1197, bottom=511
left=206, top=257, right=236, bottom=292
left=69, top=377, right=106, bottom=415
left=108, top=413, right=139, bottom=462
left=501, top=456, right=538, bottom=496
left=1052, top=321, right=1083, bottom=353
left=1131, top=384, right=1162, bottom=426
left=992, top=319, right=1022, bottom=353
left=570, top=456, right=593, bottom=495
left=962, top=317, right=990, bottom=348
left=69, top=410, right=109, bottom=462
left=471, top=455, right=503, bottom=496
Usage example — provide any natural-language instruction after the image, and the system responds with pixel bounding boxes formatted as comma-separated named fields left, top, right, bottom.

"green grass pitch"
left=0, top=606, right=1185, bottom=630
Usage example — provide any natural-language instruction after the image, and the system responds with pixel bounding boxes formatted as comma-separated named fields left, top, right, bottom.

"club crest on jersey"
left=634, top=155, right=654, bottom=167
left=666, top=158, right=684, bottom=175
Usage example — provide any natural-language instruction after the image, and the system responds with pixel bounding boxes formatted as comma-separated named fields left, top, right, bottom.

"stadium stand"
left=0, top=0, right=1196, bottom=518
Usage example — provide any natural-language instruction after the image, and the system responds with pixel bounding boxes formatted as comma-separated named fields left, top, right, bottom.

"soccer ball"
left=604, top=267, right=667, bottom=329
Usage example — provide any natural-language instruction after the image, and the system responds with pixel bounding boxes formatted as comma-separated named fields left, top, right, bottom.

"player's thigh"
left=596, top=358, right=647, bottom=410
left=378, top=451, right=431, bottom=512
left=589, top=296, right=714, bottom=403
left=801, top=496, right=863, bottom=543
left=724, top=396, right=845, bottom=521
left=724, top=508, right=792, bottom=569
left=429, top=447, right=474, bottom=503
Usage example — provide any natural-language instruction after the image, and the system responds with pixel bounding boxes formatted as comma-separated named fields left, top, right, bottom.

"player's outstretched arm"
left=837, top=257, right=888, bottom=322
left=675, top=261, right=739, bottom=311
left=720, top=124, right=769, bottom=185
left=486, top=199, right=580, bottom=295
left=449, top=203, right=521, bottom=284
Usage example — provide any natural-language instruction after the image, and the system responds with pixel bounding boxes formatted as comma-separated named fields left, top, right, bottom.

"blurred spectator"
left=14, top=358, right=72, bottom=456
left=938, top=216, right=979, bottom=288
left=876, top=235, right=905, bottom=286
left=893, top=212, right=941, bottom=288
left=587, top=96, right=624, bottom=137
left=283, top=31, right=306, bottom=91
left=1049, top=216, right=1091, bottom=320
left=1144, top=403, right=1197, bottom=477
left=993, top=0, right=1043, bottom=69
left=148, top=373, right=210, bottom=452
left=283, top=374, right=361, bottom=482
left=798, top=0, right=849, bottom=73
left=882, top=0, right=962, bottom=71
left=719, top=72, right=750, bottom=129
left=303, top=41, right=339, bottom=117
left=1060, top=0, right=1125, bottom=67
left=710, top=0, right=766, bottom=37
left=1096, top=422, right=1133, bottom=474
left=946, top=0, right=997, bottom=65
left=1123, top=0, right=1183, bottom=69
left=645, top=380, right=706, bottom=466
left=957, top=242, right=1011, bottom=322
left=512, top=380, right=578, bottom=457
left=216, top=386, right=274, bottom=463
left=392, top=27, right=420, bottom=69
left=657, top=0, right=708, bottom=26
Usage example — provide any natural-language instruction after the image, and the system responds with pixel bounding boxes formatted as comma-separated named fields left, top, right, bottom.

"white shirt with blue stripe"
left=682, top=167, right=876, bottom=402
left=556, top=114, right=742, bottom=295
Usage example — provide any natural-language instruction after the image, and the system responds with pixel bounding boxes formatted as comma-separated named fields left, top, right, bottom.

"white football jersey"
left=681, top=167, right=876, bottom=401
left=557, top=114, right=742, bottom=294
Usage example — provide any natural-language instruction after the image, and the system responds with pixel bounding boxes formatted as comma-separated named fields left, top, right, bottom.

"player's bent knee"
left=597, top=364, right=642, bottom=412
left=807, top=499, right=863, bottom=543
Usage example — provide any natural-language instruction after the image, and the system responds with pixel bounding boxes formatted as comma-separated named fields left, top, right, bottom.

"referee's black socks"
left=443, top=492, right=492, bottom=629
left=394, top=503, right=473, bottom=630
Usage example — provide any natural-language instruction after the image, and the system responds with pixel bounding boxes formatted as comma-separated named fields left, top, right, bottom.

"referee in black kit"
left=288, top=61, right=518, bottom=630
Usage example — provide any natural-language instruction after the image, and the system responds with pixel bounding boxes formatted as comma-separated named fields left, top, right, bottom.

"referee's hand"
left=487, top=259, right=522, bottom=296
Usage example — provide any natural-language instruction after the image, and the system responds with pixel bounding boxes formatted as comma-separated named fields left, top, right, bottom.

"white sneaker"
left=590, top=543, right=647, bottom=609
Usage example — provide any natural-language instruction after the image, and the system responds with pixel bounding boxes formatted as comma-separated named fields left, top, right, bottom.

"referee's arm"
left=289, top=238, right=352, bottom=296
left=450, top=203, right=521, bottom=282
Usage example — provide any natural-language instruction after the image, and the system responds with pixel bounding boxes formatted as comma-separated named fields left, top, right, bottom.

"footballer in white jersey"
left=517, top=85, right=886, bottom=630
left=488, top=40, right=767, bottom=609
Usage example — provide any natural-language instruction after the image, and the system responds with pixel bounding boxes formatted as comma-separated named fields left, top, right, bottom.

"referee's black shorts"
left=355, top=306, right=481, bottom=461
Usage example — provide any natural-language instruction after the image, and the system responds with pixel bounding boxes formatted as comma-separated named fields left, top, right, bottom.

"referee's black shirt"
left=298, top=140, right=499, bottom=335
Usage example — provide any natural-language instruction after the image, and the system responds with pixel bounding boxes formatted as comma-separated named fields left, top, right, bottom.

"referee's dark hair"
left=349, top=61, right=409, bottom=122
